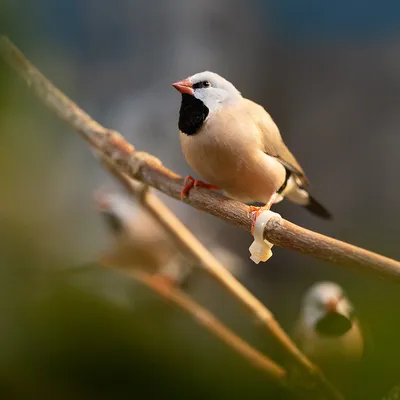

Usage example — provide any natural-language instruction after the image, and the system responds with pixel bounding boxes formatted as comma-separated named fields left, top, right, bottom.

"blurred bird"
left=94, top=189, right=192, bottom=286
left=172, top=71, right=331, bottom=224
left=293, top=281, right=364, bottom=367
left=94, top=189, right=245, bottom=290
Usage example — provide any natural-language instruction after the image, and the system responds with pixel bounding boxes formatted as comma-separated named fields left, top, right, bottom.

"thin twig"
left=130, top=270, right=287, bottom=385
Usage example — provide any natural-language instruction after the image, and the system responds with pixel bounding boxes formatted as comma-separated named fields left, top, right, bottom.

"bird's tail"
left=304, top=194, right=332, bottom=220
left=279, top=175, right=332, bottom=220
left=284, top=183, right=332, bottom=219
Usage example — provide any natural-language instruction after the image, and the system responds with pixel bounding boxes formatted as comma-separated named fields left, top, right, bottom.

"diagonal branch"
left=1, top=36, right=398, bottom=283
left=7, top=35, right=398, bottom=399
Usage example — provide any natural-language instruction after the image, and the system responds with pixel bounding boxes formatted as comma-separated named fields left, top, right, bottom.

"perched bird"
left=172, top=71, right=332, bottom=222
left=94, top=189, right=192, bottom=286
left=293, top=281, right=364, bottom=369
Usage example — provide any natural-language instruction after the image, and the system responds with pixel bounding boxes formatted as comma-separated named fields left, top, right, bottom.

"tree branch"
left=1, top=36, right=398, bottom=283
left=7, top=35, right=399, bottom=399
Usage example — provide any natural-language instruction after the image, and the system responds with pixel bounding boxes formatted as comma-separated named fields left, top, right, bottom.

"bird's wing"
left=243, top=99, right=309, bottom=186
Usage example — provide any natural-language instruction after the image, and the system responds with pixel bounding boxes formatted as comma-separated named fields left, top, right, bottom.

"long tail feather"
left=304, top=195, right=332, bottom=220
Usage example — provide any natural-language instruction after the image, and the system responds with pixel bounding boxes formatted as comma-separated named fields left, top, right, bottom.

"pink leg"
left=249, top=194, right=277, bottom=234
left=180, top=176, right=220, bottom=200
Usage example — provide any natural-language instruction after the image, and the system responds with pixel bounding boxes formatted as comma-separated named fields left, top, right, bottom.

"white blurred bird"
left=173, top=71, right=332, bottom=222
left=94, top=189, right=192, bottom=286
left=293, top=281, right=364, bottom=367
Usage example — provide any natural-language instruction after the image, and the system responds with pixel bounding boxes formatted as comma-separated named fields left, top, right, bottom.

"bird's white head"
left=301, top=281, right=355, bottom=336
left=172, top=71, right=242, bottom=112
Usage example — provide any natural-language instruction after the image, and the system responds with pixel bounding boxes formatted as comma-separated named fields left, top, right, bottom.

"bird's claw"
left=248, top=193, right=278, bottom=233
left=180, top=176, right=195, bottom=200
left=180, top=176, right=220, bottom=200
left=248, top=206, right=264, bottom=234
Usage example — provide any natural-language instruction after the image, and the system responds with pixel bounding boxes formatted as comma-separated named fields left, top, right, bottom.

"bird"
left=94, top=189, right=192, bottom=287
left=293, top=281, right=364, bottom=369
left=172, top=71, right=332, bottom=224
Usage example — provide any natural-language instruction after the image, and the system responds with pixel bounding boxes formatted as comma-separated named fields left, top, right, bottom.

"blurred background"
left=0, top=1, right=400, bottom=398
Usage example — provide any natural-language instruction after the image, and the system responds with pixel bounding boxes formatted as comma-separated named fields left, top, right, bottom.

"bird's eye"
left=193, top=81, right=211, bottom=89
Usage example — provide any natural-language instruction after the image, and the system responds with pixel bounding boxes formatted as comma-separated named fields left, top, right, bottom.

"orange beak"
left=326, top=298, right=338, bottom=313
left=172, top=78, right=194, bottom=95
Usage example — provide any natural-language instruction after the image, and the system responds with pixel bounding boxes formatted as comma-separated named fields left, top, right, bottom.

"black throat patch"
left=315, top=313, right=352, bottom=337
left=178, top=94, right=209, bottom=136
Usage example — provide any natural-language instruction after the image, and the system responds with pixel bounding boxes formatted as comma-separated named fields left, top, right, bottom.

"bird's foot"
left=180, top=175, right=220, bottom=200
left=249, top=206, right=266, bottom=234
left=248, top=194, right=277, bottom=234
